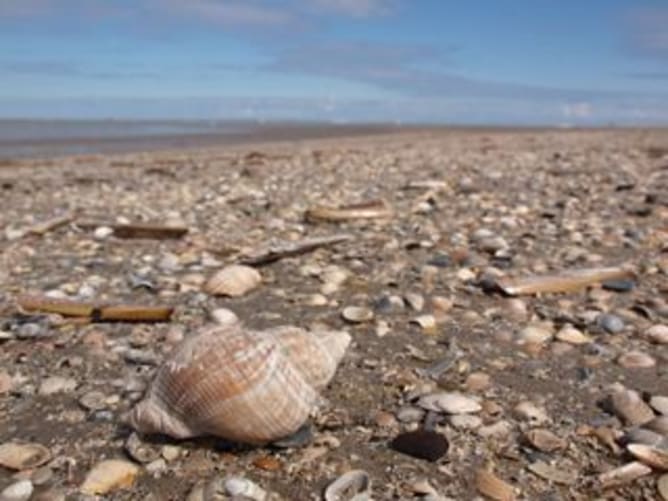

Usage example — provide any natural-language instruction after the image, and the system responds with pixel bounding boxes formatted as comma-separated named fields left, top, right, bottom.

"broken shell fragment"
left=493, top=266, right=635, bottom=296
left=417, top=392, right=481, bottom=414
left=129, top=323, right=350, bottom=444
left=609, top=389, right=655, bottom=426
left=305, top=198, right=393, bottom=223
left=475, top=469, right=516, bottom=501
left=627, top=443, right=668, bottom=470
left=0, top=442, right=52, bottom=471
left=597, top=461, right=652, bottom=488
left=203, top=265, right=262, bottom=297
left=324, top=470, right=371, bottom=501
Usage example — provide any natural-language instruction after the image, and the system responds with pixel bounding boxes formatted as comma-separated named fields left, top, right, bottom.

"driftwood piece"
left=16, top=295, right=173, bottom=322
left=241, top=234, right=353, bottom=265
left=493, top=267, right=636, bottom=296
left=25, top=213, right=74, bottom=236
left=76, top=222, right=188, bottom=239
left=305, top=199, right=393, bottom=223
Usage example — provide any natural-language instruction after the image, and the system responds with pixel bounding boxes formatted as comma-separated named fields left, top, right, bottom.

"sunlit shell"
left=203, top=265, right=262, bottom=297
left=129, top=323, right=350, bottom=444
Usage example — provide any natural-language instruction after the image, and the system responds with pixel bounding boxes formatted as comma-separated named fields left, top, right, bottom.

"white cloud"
left=561, top=102, right=593, bottom=119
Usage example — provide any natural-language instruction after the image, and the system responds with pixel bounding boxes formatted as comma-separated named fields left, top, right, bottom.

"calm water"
left=0, top=119, right=398, bottom=159
left=0, top=119, right=253, bottom=158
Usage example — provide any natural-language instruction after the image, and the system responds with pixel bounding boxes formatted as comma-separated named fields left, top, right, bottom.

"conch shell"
left=128, top=323, right=350, bottom=444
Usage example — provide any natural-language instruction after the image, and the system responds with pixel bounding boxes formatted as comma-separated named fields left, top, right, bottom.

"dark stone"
left=389, top=429, right=449, bottom=462
left=601, top=279, right=635, bottom=293
left=427, top=253, right=451, bottom=268
left=596, top=313, right=625, bottom=334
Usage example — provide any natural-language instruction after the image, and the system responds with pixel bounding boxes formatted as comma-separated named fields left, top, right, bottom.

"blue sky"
left=1, top=0, right=667, bottom=124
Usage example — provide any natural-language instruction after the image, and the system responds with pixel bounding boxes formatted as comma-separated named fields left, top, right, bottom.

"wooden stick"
left=305, top=199, right=393, bottom=222
left=16, top=295, right=173, bottom=322
left=241, top=234, right=353, bottom=265
left=76, top=222, right=188, bottom=239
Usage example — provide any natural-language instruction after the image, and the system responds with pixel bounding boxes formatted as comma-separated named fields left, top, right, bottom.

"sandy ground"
left=0, top=128, right=667, bottom=500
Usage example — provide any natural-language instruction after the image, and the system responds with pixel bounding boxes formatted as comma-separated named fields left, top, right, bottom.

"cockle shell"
left=129, top=323, right=350, bottom=444
left=203, top=265, right=262, bottom=297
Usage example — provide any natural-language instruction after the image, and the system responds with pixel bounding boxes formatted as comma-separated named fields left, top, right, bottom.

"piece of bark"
left=16, top=295, right=173, bottom=322
left=77, top=222, right=188, bottom=239
left=241, top=234, right=353, bottom=265
left=493, top=267, right=636, bottom=296
left=305, top=199, right=393, bottom=222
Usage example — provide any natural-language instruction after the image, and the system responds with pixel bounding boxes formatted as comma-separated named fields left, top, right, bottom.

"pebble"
left=597, top=313, right=625, bottom=334
left=404, top=292, right=425, bottom=311
left=79, top=391, right=108, bottom=411
left=514, top=401, right=549, bottom=425
left=224, top=476, right=267, bottom=501
left=650, top=396, right=668, bottom=416
left=161, top=445, right=181, bottom=462
left=390, top=430, right=449, bottom=462
left=524, top=429, right=567, bottom=452
left=16, top=323, right=49, bottom=340
left=465, top=372, right=491, bottom=392
left=609, top=389, right=655, bottom=426
left=617, top=351, right=656, bottom=369
left=0, top=480, right=34, bottom=501
left=646, top=324, right=668, bottom=344
left=38, top=376, right=78, bottom=396
left=418, top=392, right=481, bottom=414
left=80, top=459, right=139, bottom=495
left=448, top=414, right=482, bottom=430
left=659, top=474, right=668, bottom=500
left=555, top=325, right=591, bottom=345
left=209, top=308, right=239, bottom=326
left=342, top=306, right=374, bottom=323
left=517, top=324, right=553, bottom=345
left=478, top=420, right=513, bottom=439
left=601, top=279, right=635, bottom=292
left=0, top=371, right=13, bottom=395
left=93, top=226, right=114, bottom=240
left=396, top=406, right=426, bottom=423
left=411, top=314, right=437, bottom=333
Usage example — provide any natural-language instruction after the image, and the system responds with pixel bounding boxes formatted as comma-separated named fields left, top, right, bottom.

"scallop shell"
left=129, top=323, right=350, bottom=444
left=203, top=265, right=262, bottom=297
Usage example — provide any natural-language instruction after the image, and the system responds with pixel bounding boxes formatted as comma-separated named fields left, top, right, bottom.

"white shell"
left=203, top=265, right=262, bottom=297
left=129, top=323, right=350, bottom=444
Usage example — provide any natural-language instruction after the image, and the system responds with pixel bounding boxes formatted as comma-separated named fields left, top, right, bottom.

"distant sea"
left=0, top=119, right=399, bottom=159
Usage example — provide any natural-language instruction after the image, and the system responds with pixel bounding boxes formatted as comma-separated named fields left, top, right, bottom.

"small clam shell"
left=324, top=470, right=371, bottom=501
left=203, top=265, right=261, bottom=297
left=627, top=443, right=668, bottom=470
left=475, top=469, right=516, bottom=501
left=129, top=323, right=350, bottom=444
left=659, top=474, right=668, bottom=500
left=0, top=442, right=51, bottom=471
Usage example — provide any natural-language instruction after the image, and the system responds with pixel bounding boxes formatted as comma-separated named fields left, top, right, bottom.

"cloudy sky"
left=1, top=0, right=667, bottom=124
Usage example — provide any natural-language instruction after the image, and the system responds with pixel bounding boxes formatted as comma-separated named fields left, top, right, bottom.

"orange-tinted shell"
left=129, top=323, right=350, bottom=444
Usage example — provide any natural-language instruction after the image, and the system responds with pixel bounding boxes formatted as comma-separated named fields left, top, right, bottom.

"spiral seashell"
left=129, top=323, right=350, bottom=444
left=203, top=265, right=262, bottom=297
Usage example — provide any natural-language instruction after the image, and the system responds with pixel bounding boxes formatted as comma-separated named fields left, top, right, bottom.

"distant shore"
left=0, top=120, right=407, bottom=159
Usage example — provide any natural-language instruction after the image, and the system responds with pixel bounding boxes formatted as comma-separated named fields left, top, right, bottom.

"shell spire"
left=128, top=323, right=350, bottom=444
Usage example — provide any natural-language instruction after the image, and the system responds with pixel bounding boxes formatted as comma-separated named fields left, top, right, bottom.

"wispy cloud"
left=159, top=0, right=296, bottom=27
left=311, top=0, right=395, bottom=17
left=625, top=7, right=668, bottom=60
left=0, top=61, right=158, bottom=79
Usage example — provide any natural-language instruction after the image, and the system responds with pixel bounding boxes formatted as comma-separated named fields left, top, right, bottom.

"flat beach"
left=1, top=127, right=668, bottom=499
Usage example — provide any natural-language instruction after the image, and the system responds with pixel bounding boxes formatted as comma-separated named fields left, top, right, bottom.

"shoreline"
left=2, top=121, right=666, bottom=161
